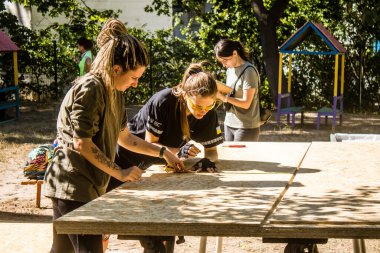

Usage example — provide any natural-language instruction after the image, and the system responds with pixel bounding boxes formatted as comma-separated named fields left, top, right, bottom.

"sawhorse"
left=20, top=179, right=43, bottom=208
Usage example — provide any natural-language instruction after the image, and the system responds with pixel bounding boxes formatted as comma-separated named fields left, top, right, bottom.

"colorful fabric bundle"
left=23, top=144, right=55, bottom=180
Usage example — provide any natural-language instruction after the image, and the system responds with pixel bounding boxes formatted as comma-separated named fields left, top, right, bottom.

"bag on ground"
left=23, top=144, right=55, bottom=180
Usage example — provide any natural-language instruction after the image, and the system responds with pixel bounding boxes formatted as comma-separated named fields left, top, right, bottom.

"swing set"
left=277, top=21, right=346, bottom=130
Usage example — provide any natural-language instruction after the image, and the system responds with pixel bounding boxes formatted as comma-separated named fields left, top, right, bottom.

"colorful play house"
left=0, top=30, right=20, bottom=122
left=277, top=21, right=346, bottom=130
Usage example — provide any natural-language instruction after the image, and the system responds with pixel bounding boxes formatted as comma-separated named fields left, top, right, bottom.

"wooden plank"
left=21, top=179, right=43, bottom=185
left=267, top=142, right=380, bottom=237
left=260, top=224, right=380, bottom=239
left=55, top=142, right=310, bottom=236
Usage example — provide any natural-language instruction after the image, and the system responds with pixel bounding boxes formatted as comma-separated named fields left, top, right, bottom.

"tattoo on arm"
left=91, top=147, right=119, bottom=170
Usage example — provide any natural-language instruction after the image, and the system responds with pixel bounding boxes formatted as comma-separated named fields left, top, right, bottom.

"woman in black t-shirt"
left=108, top=63, right=224, bottom=190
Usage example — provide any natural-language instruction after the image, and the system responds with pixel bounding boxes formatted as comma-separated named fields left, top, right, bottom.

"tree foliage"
left=123, top=28, right=200, bottom=104
left=146, top=0, right=380, bottom=112
left=280, top=0, right=380, bottom=111
left=0, top=0, right=198, bottom=104
left=0, top=0, right=378, bottom=112
left=1, top=0, right=119, bottom=99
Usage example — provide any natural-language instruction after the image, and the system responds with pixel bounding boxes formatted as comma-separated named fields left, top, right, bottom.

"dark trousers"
left=106, top=144, right=165, bottom=192
left=50, top=198, right=103, bottom=253
left=224, top=125, right=260, bottom=142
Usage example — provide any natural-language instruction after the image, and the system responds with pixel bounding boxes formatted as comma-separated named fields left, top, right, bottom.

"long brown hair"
left=172, top=62, right=217, bottom=141
left=91, top=18, right=149, bottom=115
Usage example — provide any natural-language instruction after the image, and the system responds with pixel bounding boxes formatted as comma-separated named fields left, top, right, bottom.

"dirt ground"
left=0, top=101, right=380, bottom=252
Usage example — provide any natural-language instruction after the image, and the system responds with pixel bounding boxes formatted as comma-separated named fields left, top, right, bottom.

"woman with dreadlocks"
left=107, top=62, right=223, bottom=191
left=43, top=18, right=184, bottom=253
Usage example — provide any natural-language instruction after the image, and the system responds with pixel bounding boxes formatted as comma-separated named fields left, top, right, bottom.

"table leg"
left=199, top=236, right=207, bottom=253
left=36, top=180, right=43, bottom=208
left=215, top=237, right=223, bottom=253
left=353, top=239, right=360, bottom=253
left=353, top=239, right=366, bottom=253
left=359, top=239, right=366, bottom=253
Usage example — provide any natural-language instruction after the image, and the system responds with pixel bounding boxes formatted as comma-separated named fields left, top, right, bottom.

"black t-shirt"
left=128, top=88, right=223, bottom=148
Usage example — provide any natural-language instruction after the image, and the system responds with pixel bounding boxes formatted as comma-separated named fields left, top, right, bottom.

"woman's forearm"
left=119, top=130, right=162, bottom=157
left=118, top=128, right=184, bottom=170
left=205, top=147, right=218, bottom=162
left=145, top=130, right=180, bottom=154
left=73, top=137, right=124, bottom=179
left=225, top=88, right=255, bottom=109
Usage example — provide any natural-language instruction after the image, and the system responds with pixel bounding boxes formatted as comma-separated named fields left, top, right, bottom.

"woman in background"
left=77, top=37, right=94, bottom=76
left=214, top=39, right=261, bottom=141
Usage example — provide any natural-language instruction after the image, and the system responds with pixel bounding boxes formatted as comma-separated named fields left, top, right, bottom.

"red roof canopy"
left=0, top=30, right=20, bottom=52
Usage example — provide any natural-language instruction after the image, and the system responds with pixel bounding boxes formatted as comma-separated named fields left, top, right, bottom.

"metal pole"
left=215, top=237, right=223, bottom=253
left=359, top=45, right=364, bottom=113
left=53, top=40, right=58, bottom=98
left=13, top=51, right=18, bottom=85
left=149, top=39, right=153, bottom=96
left=199, top=236, right=207, bottom=253
left=353, top=239, right=360, bottom=253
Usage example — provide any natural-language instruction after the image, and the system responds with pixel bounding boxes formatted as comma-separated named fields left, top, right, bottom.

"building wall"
left=4, top=1, right=31, bottom=28
left=86, top=0, right=172, bottom=31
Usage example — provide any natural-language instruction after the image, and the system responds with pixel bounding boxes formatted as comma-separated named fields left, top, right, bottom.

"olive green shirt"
left=43, top=75, right=128, bottom=202
left=78, top=50, right=93, bottom=76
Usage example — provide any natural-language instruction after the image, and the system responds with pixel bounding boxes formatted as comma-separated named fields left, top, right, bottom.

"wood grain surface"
left=55, top=142, right=310, bottom=236
left=266, top=141, right=380, bottom=238
left=54, top=141, right=380, bottom=239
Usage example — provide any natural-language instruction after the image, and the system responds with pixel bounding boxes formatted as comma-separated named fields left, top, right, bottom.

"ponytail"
left=172, top=62, right=217, bottom=141
left=91, top=18, right=149, bottom=115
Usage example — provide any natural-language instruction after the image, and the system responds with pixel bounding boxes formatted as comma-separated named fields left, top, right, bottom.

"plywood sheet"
left=217, top=142, right=310, bottom=167
left=270, top=142, right=380, bottom=225
left=55, top=142, right=310, bottom=236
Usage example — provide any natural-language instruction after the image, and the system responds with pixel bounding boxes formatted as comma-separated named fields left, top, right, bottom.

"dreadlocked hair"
left=172, top=62, right=217, bottom=142
left=91, top=18, right=149, bottom=115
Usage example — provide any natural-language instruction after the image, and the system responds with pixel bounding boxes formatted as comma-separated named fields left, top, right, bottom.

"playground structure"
left=0, top=30, right=20, bottom=122
left=277, top=21, right=346, bottom=130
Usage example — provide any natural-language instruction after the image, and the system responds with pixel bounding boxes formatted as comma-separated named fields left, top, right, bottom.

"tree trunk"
left=258, top=19, right=280, bottom=104
left=252, top=0, right=290, bottom=107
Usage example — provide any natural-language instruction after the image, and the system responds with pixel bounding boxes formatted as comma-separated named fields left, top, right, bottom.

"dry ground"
left=0, top=101, right=379, bottom=252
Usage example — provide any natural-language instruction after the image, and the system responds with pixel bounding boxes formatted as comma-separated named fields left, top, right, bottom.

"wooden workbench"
left=266, top=141, right=380, bottom=239
left=54, top=141, right=380, bottom=247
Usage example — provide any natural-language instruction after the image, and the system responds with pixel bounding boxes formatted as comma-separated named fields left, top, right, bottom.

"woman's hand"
left=192, top=158, right=217, bottom=173
left=177, top=143, right=201, bottom=159
left=119, top=166, right=144, bottom=182
left=163, top=149, right=185, bottom=171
